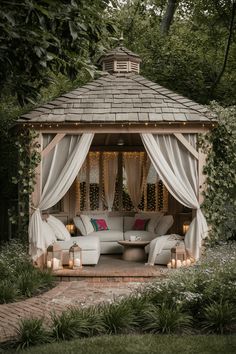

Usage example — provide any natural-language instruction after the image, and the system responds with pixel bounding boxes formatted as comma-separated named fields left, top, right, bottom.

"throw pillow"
left=91, top=219, right=109, bottom=231
left=73, top=216, right=87, bottom=236
left=47, top=215, right=71, bottom=241
left=42, top=221, right=57, bottom=248
left=132, top=218, right=150, bottom=231
left=135, top=212, right=164, bottom=233
left=155, top=215, right=174, bottom=236
left=80, top=214, right=94, bottom=235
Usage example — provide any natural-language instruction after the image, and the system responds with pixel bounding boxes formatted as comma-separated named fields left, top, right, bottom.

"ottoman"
left=58, top=235, right=100, bottom=265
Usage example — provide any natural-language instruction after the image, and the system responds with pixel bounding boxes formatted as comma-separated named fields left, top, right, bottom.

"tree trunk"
left=210, top=0, right=236, bottom=95
left=160, top=0, right=179, bottom=35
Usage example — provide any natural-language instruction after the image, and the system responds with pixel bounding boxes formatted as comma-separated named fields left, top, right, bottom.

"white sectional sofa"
left=72, top=213, right=175, bottom=264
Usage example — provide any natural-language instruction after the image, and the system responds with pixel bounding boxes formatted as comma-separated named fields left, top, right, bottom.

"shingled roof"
left=20, top=45, right=215, bottom=124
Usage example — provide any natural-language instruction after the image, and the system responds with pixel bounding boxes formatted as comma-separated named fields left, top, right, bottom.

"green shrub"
left=51, top=307, right=105, bottom=341
left=101, top=300, right=137, bottom=334
left=201, top=301, right=236, bottom=334
left=15, top=318, right=51, bottom=350
left=0, top=280, right=19, bottom=304
left=0, top=240, right=55, bottom=303
left=140, top=304, right=192, bottom=334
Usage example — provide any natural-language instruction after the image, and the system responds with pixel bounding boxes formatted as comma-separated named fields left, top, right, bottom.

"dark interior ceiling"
left=91, top=133, right=144, bottom=151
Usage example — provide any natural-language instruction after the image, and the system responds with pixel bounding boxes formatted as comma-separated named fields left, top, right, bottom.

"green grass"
left=18, top=334, right=236, bottom=354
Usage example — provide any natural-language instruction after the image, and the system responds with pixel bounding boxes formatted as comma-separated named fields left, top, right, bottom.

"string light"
left=183, top=122, right=186, bottom=125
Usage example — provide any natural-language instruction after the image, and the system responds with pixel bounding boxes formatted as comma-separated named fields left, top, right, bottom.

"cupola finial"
left=119, top=32, right=124, bottom=46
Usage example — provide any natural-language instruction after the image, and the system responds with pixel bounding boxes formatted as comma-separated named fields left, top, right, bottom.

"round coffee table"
left=117, top=240, right=150, bottom=262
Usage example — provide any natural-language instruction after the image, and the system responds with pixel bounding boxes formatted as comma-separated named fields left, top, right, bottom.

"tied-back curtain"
left=29, top=133, right=94, bottom=261
left=103, top=153, right=118, bottom=211
left=141, top=133, right=208, bottom=260
left=123, top=152, right=144, bottom=211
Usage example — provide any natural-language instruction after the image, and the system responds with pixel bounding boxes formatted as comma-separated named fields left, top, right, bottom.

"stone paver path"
left=0, top=280, right=149, bottom=343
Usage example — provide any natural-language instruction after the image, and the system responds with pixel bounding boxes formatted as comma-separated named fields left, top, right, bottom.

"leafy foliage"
left=110, top=0, right=236, bottom=105
left=0, top=0, right=115, bottom=105
left=199, top=104, right=236, bottom=243
left=16, top=318, right=51, bottom=350
left=0, top=240, right=55, bottom=303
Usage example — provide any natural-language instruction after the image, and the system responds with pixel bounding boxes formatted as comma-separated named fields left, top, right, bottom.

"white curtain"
left=123, top=153, right=144, bottom=211
left=29, top=133, right=94, bottom=261
left=103, top=153, right=118, bottom=211
left=141, top=133, right=208, bottom=259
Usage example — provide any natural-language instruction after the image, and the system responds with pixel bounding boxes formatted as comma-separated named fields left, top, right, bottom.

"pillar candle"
left=47, top=260, right=52, bottom=268
left=167, top=262, right=172, bottom=269
left=171, top=259, right=176, bottom=268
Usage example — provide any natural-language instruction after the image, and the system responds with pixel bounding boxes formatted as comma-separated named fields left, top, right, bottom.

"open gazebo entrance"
left=19, top=42, right=216, bottom=276
left=57, top=132, right=188, bottom=233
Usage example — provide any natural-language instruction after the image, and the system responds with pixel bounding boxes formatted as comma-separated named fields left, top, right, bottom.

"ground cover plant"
left=0, top=240, right=55, bottom=304
left=6, top=242, right=235, bottom=350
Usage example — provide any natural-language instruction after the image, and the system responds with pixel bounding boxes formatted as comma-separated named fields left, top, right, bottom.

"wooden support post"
left=85, top=154, right=90, bottom=211
left=118, top=152, right=123, bottom=210
left=174, top=133, right=199, bottom=160
left=99, top=152, right=103, bottom=210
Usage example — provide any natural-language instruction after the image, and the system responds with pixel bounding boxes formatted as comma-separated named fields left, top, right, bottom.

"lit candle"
left=176, top=260, right=181, bottom=268
left=53, top=258, right=59, bottom=270
left=182, top=260, right=186, bottom=267
left=167, top=262, right=172, bottom=269
left=68, top=260, right=73, bottom=269
left=74, top=258, right=81, bottom=267
left=171, top=259, right=176, bottom=268
left=186, top=259, right=191, bottom=266
left=47, top=260, right=52, bottom=268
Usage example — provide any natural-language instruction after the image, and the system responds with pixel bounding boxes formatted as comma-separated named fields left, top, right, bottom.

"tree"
left=0, top=0, right=115, bottom=105
left=160, top=0, right=179, bottom=35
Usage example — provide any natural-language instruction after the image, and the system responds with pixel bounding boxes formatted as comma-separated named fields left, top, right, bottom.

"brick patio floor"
left=0, top=279, right=156, bottom=343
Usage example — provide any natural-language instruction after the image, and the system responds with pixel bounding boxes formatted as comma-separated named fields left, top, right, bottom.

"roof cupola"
left=99, top=38, right=141, bottom=74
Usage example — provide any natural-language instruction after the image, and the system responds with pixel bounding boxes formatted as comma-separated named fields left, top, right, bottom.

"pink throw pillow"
left=132, top=219, right=149, bottom=231
left=91, top=219, right=109, bottom=231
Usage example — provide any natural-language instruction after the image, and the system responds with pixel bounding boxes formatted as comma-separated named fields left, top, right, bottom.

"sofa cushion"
left=80, top=215, right=94, bottom=235
left=124, top=230, right=155, bottom=242
left=124, top=216, right=134, bottom=232
left=58, top=235, right=100, bottom=251
left=74, top=216, right=87, bottom=236
left=155, top=215, right=174, bottom=236
left=106, top=217, right=123, bottom=231
left=46, top=215, right=71, bottom=241
left=135, top=212, right=164, bottom=233
left=89, top=230, right=123, bottom=242
left=42, top=221, right=57, bottom=247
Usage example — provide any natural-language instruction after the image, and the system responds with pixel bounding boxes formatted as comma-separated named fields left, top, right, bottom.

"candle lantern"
left=66, top=223, right=75, bottom=235
left=69, top=242, right=82, bottom=269
left=183, top=221, right=190, bottom=235
left=171, top=246, right=187, bottom=269
left=46, top=243, right=63, bottom=270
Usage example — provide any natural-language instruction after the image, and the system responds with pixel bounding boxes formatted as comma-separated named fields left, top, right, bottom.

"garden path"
left=0, top=279, right=154, bottom=343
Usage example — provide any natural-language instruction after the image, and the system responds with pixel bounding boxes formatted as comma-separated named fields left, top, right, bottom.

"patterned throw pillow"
left=132, top=219, right=150, bottom=231
left=91, top=219, right=109, bottom=232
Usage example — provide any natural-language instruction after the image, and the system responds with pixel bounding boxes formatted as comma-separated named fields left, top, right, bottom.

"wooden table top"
left=118, top=240, right=150, bottom=247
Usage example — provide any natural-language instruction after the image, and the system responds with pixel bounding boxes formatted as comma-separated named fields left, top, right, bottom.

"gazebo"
left=19, top=43, right=216, bottom=266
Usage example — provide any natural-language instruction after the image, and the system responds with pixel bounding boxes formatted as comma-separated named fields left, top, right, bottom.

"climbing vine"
left=9, top=129, right=41, bottom=242
left=199, top=103, right=236, bottom=244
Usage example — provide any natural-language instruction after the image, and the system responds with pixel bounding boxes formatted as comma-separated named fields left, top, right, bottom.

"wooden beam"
left=174, top=133, right=199, bottom=160
left=32, top=123, right=212, bottom=134
left=41, top=133, right=65, bottom=158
